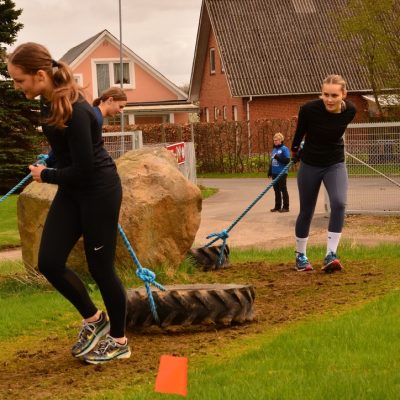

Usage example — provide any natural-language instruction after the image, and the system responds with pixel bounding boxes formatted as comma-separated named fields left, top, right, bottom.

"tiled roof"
left=59, top=30, right=106, bottom=65
left=204, top=0, right=371, bottom=96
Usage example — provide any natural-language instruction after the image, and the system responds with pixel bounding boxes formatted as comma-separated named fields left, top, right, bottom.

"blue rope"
left=0, top=154, right=49, bottom=204
left=205, top=161, right=295, bottom=255
left=117, top=224, right=165, bottom=324
left=0, top=154, right=165, bottom=324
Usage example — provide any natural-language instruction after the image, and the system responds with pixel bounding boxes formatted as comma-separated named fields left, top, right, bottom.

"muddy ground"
left=0, top=215, right=399, bottom=399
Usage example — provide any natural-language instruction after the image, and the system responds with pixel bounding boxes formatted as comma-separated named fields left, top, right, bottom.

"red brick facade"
left=199, top=30, right=368, bottom=123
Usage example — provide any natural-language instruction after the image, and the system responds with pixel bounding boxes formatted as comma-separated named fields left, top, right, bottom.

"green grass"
left=198, top=171, right=297, bottom=178
left=1, top=243, right=400, bottom=399
left=113, top=288, right=400, bottom=399
left=0, top=194, right=20, bottom=248
left=229, top=240, right=400, bottom=264
left=199, top=185, right=218, bottom=199
left=185, top=291, right=400, bottom=400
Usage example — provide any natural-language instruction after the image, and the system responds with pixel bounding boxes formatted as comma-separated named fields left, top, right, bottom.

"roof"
left=362, top=95, right=400, bottom=107
left=125, top=99, right=198, bottom=113
left=60, top=31, right=104, bottom=65
left=190, top=0, right=372, bottom=100
left=60, top=29, right=188, bottom=100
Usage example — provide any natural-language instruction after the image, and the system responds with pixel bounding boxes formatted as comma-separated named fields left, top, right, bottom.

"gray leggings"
left=295, top=161, right=348, bottom=238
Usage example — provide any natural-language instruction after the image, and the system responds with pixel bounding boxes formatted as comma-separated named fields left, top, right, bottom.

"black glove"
left=291, top=149, right=301, bottom=163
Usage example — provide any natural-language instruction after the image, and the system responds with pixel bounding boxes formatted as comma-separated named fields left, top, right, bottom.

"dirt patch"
left=1, top=254, right=399, bottom=400
left=1, top=215, right=399, bottom=399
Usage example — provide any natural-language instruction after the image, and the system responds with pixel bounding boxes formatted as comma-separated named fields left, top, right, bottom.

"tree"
left=339, top=0, right=400, bottom=118
left=0, top=0, right=41, bottom=193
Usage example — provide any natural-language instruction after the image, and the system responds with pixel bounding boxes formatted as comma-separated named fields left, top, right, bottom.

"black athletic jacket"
left=39, top=98, right=117, bottom=190
left=291, top=99, right=356, bottom=167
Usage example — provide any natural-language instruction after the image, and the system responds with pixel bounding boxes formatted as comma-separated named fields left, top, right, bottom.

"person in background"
left=268, top=132, right=290, bottom=213
left=92, top=87, right=127, bottom=126
left=291, top=74, right=356, bottom=273
left=7, top=42, right=130, bottom=364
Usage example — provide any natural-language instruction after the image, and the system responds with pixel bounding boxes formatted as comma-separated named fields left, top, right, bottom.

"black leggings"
left=38, top=183, right=127, bottom=338
left=272, top=174, right=289, bottom=209
left=295, top=161, right=348, bottom=238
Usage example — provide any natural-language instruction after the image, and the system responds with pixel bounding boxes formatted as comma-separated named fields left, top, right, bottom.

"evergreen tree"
left=0, top=0, right=41, bottom=193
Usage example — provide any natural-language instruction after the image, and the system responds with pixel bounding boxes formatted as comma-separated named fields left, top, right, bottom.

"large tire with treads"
left=126, top=284, right=255, bottom=328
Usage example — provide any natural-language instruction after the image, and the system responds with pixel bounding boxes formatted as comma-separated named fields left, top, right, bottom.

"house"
left=189, top=0, right=374, bottom=124
left=60, top=29, right=198, bottom=124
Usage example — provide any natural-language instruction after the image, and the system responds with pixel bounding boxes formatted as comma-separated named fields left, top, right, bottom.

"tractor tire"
left=126, top=283, right=255, bottom=328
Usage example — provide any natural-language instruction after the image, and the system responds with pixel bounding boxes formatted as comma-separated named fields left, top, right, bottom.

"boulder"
left=17, top=147, right=202, bottom=272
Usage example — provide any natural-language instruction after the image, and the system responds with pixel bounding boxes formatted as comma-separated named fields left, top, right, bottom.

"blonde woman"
left=291, top=75, right=356, bottom=273
left=7, top=42, right=130, bottom=364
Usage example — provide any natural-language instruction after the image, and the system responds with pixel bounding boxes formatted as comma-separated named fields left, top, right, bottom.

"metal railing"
left=344, top=122, right=400, bottom=214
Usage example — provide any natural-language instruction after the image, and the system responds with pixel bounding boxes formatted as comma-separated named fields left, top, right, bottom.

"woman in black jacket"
left=291, top=75, right=356, bottom=273
left=7, top=42, right=130, bottom=365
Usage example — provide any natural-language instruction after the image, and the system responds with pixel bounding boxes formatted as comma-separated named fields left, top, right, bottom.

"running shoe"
left=84, top=335, right=131, bottom=365
left=71, top=311, right=110, bottom=358
left=321, top=252, right=343, bottom=273
left=295, top=252, right=313, bottom=272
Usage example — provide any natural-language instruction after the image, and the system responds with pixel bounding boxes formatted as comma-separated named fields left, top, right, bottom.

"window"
left=105, top=114, right=129, bottom=126
left=210, top=48, right=216, bottom=74
left=232, top=105, right=238, bottom=121
left=223, top=106, right=227, bottom=120
left=113, top=63, right=130, bottom=85
left=214, top=106, right=219, bottom=121
left=205, top=107, right=209, bottom=122
left=94, top=59, right=134, bottom=97
left=74, top=74, right=83, bottom=86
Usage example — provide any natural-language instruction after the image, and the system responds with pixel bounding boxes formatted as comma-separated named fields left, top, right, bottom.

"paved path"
left=194, top=177, right=328, bottom=249
left=0, top=178, right=329, bottom=261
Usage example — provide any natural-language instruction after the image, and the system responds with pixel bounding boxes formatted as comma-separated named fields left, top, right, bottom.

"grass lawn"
left=1, top=243, right=400, bottom=399
left=0, top=194, right=19, bottom=248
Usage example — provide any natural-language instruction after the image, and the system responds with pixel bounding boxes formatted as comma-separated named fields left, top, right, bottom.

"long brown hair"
left=93, top=87, right=127, bottom=106
left=7, top=42, right=83, bottom=129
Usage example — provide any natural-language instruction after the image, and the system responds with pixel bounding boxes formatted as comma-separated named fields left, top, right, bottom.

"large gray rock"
left=17, top=147, right=202, bottom=272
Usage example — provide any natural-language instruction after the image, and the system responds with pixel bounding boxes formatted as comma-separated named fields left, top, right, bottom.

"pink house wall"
left=71, top=38, right=190, bottom=122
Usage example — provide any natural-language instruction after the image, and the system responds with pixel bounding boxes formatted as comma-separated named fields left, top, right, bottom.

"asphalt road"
left=195, top=177, right=329, bottom=249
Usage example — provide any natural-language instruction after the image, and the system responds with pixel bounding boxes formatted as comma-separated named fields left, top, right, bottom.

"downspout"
left=247, top=96, right=253, bottom=157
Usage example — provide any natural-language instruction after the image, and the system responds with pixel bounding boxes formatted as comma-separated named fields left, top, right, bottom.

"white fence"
left=102, top=131, right=143, bottom=159
left=102, top=131, right=197, bottom=184
left=344, top=122, right=400, bottom=214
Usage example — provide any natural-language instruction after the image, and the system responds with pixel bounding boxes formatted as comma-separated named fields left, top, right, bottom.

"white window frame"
left=232, top=105, right=238, bottom=121
left=92, top=58, right=135, bottom=98
left=74, top=73, right=83, bottom=86
left=205, top=107, right=210, bottom=122
left=214, top=106, right=219, bottom=121
left=223, top=105, right=227, bottom=120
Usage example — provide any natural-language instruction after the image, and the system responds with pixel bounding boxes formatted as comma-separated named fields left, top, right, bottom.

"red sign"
left=166, top=142, right=185, bottom=164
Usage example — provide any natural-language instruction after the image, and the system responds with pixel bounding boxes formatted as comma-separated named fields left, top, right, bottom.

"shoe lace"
left=94, top=335, right=116, bottom=355
left=75, top=322, right=96, bottom=345
left=326, top=251, right=337, bottom=261
left=297, top=253, right=309, bottom=266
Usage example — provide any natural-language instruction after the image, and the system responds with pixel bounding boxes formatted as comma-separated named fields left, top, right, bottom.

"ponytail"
left=93, top=87, right=127, bottom=106
left=7, top=42, right=84, bottom=129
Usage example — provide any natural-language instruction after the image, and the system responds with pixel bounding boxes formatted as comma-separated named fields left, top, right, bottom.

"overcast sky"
left=10, top=0, right=203, bottom=86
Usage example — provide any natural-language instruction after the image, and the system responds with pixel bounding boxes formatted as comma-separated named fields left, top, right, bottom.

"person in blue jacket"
left=268, top=132, right=290, bottom=212
left=7, top=42, right=130, bottom=365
